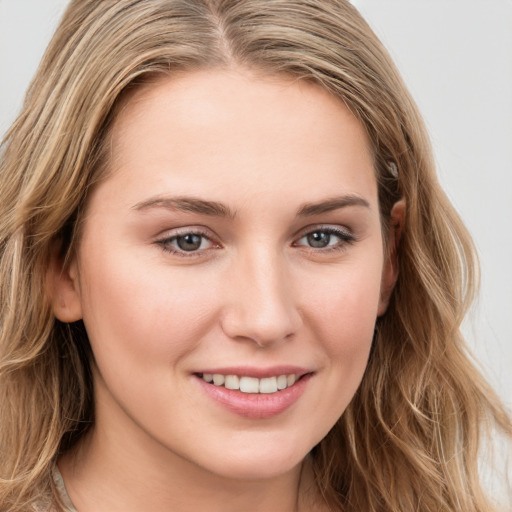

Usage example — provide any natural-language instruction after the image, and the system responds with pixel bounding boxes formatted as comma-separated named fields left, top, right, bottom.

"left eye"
left=295, top=228, right=354, bottom=249
left=159, top=232, right=213, bottom=253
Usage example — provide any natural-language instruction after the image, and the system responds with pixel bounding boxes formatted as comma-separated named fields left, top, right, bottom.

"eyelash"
left=156, top=229, right=217, bottom=257
left=156, top=226, right=356, bottom=257
left=293, top=226, right=356, bottom=253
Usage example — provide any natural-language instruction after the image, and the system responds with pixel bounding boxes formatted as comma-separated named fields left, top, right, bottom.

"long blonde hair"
left=0, top=1, right=510, bottom=510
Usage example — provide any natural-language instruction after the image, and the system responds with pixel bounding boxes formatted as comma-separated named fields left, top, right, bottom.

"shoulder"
left=32, top=497, right=74, bottom=512
left=51, top=466, right=78, bottom=512
left=32, top=499, right=53, bottom=512
left=31, top=466, right=77, bottom=512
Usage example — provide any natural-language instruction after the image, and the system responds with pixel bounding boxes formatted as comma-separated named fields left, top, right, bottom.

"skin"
left=50, top=68, right=403, bottom=512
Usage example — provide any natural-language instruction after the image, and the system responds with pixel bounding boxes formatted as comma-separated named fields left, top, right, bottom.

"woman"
left=0, top=1, right=510, bottom=511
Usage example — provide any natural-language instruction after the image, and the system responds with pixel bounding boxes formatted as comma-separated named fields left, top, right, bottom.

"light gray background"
left=1, top=0, right=510, bottom=410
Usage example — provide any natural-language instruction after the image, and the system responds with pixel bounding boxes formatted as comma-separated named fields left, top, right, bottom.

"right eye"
left=156, top=230, right=217, bottom=256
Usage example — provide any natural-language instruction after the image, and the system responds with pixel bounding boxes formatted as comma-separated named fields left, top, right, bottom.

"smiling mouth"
left=198, top=373, right=304, bottom=394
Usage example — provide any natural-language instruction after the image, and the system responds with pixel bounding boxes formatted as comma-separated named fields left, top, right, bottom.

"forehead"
left=98, top=68, right=377, bottom=214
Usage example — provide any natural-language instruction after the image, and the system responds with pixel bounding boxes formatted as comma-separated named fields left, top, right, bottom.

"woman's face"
left=54, top=69, right=398, bottom=480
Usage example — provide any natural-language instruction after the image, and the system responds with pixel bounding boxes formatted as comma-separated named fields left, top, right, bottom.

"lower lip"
left=196, top=374, right=312, bottom=419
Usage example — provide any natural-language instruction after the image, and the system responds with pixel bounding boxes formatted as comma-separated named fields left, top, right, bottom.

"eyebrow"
left=131, top=194, right=370, bottom=218
left=297, top=195, right=371, bottom=216
left=132, top=196, right=236, bottom=218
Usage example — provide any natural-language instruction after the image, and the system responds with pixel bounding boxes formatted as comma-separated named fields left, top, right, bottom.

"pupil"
left=177, top=234, right=202, bottom=251
left=307, top=232, right=330, bottom=248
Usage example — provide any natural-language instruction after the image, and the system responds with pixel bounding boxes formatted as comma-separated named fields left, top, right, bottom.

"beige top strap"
left=50, top=466, right=79, bottom=512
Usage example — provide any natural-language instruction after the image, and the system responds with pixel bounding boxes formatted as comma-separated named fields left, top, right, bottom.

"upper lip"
left=194, top=365, right=312, bottom=379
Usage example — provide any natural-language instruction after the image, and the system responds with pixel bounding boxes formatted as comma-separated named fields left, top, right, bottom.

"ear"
left=46, top=248, right=83, bottom=323
left=377, top=199, right=405, bottom=316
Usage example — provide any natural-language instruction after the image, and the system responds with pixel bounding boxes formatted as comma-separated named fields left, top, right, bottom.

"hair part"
left=0, top=1, right=510, bottom=510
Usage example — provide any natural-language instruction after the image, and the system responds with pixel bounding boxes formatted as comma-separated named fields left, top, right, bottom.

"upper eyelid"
left=155, top=227, right=219, bottom=251
left=293, top=224, right=354, bottom=238
left=155, top=226, right=216, bottom=241
left=154, top=224, right=355, bottom=247
left=155, top=224, right=354, bottom=238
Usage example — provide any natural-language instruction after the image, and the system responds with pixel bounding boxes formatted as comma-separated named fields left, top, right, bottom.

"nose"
left=220, top=250, right=302, bottom=348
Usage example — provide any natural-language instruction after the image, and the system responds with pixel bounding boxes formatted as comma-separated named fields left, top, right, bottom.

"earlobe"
left=377, top=199, right=405, bottom=316
left=46, top=251, right=83, bottom=323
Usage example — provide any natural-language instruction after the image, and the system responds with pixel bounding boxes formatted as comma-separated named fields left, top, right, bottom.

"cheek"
left=299, top=257, right=383, bottom=401
left=305, top=258, right=382, bottom=345
left=77, top=247, right=219, bottom=370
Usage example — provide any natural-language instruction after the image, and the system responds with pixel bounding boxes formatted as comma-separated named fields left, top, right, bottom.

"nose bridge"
left=222, top=245, right=301, bottom=346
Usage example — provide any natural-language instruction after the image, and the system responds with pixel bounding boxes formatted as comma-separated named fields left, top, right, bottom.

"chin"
left=208, top=457, right=303, bottom=481
left=190, top=434, right=315, bottom=481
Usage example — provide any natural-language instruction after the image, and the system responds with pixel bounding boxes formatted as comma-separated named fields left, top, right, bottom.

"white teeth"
left=202, top=373, right=300, bottom=394
left=240, top=376, right=259, bottom=393
left=224, top=375, right=239, bottom=390
left=212, top=374, right=225, bottom=386
left=259, top=376, right=278, bottom=394
left=277, top=375, right=288, bottom=390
